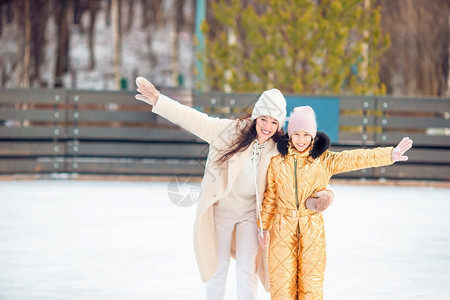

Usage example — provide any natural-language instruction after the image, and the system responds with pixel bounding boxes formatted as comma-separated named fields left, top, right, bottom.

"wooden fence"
left=0, top=88, right=449, bottom=181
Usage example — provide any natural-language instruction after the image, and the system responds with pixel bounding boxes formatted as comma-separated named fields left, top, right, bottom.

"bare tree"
left=73, top=0, right=101, bottom=71
left=87, top=2, right=101, bottom=71
left=125, top=0, right=134, bottom=33
left=87, top=9, right=97, bottom=70
left=170, top=0, right=187, bottom=86
left=29, top=0, right=49, bottom=87
left=378, top=0, right=450, bottom=96
left=105, top=0, right=111, bottom=26
left=0, top=0, right=3, bottom=37
left=54, top=0, right=71, bottom=88
left=22, top=0, right=31, bottom=88
left=12, top=0, right=23, bottom=86
left=447, top=14, right=450, bottom=96
left=142, top=0, right=162, bottom=29
left=141, top=0, right=163, bottom=68
left=111, top=0, right=122, bottom=89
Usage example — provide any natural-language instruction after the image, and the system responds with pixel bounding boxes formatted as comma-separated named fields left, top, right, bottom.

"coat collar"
left=287, top=143, right=311, bottom=158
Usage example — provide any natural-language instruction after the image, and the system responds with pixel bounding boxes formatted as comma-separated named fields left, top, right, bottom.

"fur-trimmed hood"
left=276, top=131, right=331, bottom=159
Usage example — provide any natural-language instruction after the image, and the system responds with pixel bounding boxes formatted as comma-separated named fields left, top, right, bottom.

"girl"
left=258, top=106, right=412, bottom=300
left=134, top=78, right=335, bottom=299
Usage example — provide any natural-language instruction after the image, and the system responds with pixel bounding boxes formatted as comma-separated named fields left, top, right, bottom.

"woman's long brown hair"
left=217, top=114, right=285, bottom=164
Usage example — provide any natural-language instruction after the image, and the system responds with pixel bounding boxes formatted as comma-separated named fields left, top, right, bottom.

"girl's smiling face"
left=291, top=130, right=313, bottom=152
left=255, top=116, right=279, bottom=144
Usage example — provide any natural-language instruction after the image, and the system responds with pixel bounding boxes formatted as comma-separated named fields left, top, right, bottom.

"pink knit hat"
left=287, top=106, right=317, bottom=138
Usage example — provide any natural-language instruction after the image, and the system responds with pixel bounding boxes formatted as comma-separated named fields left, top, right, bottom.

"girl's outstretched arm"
left=325, top=137, right=413, bottom=175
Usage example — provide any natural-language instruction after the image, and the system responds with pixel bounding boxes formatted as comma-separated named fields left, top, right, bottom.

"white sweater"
left=218, top=140, right=267, bottom=212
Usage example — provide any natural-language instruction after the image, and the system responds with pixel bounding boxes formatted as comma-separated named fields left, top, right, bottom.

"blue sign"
left=284, top=96, right=340, bottom=143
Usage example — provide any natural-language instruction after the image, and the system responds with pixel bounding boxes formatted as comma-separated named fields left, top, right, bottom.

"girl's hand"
left=392, top=137, right=413, bottom=162
left=258, top=230, right=269, bottom=250
left=135, top=76, right=160, bottom=106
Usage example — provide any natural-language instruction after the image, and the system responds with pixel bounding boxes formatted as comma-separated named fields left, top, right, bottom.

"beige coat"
left=152, top=94, right=278, bottom=289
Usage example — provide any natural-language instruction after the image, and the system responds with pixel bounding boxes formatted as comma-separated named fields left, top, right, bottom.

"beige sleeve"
left=151, top=94, right=234, bottom=144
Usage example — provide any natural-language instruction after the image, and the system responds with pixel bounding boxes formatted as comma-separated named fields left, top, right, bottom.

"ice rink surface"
left=0, top=180, right=449, bottom=299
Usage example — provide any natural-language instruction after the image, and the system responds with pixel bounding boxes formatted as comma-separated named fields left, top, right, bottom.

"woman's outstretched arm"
left=135, top=76, right=234, bottom=144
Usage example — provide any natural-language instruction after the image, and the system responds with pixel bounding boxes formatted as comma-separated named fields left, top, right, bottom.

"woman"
left=135, top=77, right=334, bottom=299
left=258, top=106, right=413, bottom=299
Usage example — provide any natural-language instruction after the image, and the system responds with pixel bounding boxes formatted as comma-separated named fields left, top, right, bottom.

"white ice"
left=0, top=180, right=449, bottom=299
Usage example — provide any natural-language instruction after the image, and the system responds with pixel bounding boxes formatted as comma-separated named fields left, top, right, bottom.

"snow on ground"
left=0, top=180, right=449, bottom=299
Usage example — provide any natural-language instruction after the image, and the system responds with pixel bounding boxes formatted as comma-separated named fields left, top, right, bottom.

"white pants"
left=206, top=206, right=259, bottom=300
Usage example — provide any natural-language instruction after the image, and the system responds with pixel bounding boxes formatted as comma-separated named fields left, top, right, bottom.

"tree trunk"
left=126, top=0, right=134, bottom=32
left=22, top=0, right=31, bottom=88
left=31, top=0, right=48, bottom=87
left=0, top=0, right=3, bottom=37
left=141, top=0, right=147, bottom=28
left=150, top=0, right=162, bottom=28
left=105, top=0, right=111, bottom=26
left=379, top=0, right=449, bottom=96
left=172, top=1, right=184, bottom=86
left=141, top=0, right=163, bottom=71
left=88, top=9, right=97, bottom=70
left=55, top=0, right=71, bottom=88
left=13, top=1, right=22, bottom=87
left=446, top=14, right=450, bottom=97
left=5, top=0, right=13, bottom=23
left=360, top=0, right=370, bottom=81
left=111, top=0, right=121, bottom=89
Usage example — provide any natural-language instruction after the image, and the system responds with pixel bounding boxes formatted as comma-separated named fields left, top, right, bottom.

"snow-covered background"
left=0, top=180, right=449, bottom=299
left=0, top=1, right=195, bottom=90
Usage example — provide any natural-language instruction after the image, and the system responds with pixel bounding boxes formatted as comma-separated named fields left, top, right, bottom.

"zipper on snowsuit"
left=294, top=158, right=299, bottom=208
left=294, top=158, right=301, bottom=235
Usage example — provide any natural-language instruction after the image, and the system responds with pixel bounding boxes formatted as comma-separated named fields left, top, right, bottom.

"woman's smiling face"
left=255, top=116, right=279, bottom=143
left=291, top=130, right=313, bottom=152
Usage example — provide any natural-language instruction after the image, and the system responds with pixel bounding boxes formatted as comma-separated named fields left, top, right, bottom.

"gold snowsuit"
left=260, top=146, right=394, bottom=300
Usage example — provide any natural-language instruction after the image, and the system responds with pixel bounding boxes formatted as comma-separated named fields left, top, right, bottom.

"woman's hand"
left=135, top=76, right=160, bottom=106
left=258, top=230, right=269, bottom=250
left=392, top=137, right=413, bottom=162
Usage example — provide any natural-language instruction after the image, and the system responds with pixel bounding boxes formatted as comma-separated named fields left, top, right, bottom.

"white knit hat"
left=287, top=106, right=317, bottom=138
left=251, top=88, right=287, bottom=130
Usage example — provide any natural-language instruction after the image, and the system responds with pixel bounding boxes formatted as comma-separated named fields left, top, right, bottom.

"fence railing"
left=1, top=88, right=449, bottom=181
